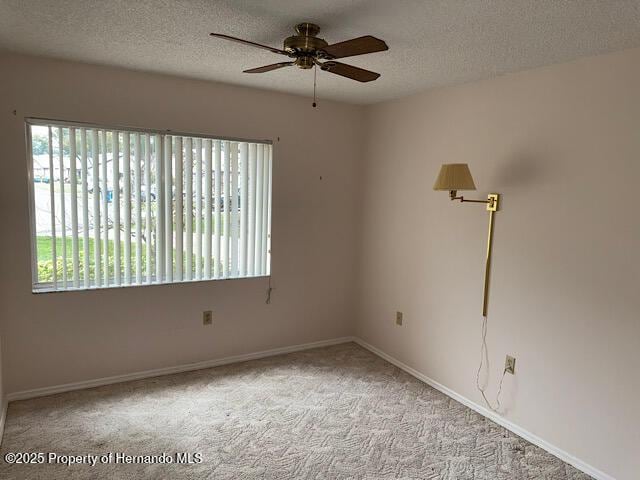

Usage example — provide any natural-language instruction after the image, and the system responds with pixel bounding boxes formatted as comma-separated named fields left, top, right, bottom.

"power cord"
left=475, top=314, right=507, bottom=413
left=265, top=276, right=273, bottom=304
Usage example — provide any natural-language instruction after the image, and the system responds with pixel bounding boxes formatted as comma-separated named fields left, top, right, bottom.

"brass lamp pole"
left=433, top=164, right=500, bottom=317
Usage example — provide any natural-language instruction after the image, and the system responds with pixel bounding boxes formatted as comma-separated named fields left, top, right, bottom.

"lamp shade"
left=433, top=163, right=477, bottom=191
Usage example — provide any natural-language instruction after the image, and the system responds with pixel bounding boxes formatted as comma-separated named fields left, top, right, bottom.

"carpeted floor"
left=0, top=343, right=592, bottom=479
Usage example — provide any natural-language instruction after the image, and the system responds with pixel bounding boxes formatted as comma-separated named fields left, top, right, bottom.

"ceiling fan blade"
left=321, top=35, right=388, bottom=59
left=244, top=62, right=294, bottom=73
left=320, top=61, right=380, bottom=82
left=209, top=33, right=291, bottom=56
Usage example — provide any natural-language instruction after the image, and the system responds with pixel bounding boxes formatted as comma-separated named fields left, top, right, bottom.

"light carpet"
left=0, top=343, right=592, bottom=479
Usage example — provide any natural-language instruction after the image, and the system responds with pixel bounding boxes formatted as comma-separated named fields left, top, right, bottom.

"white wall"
left=356, top=47, right=640, bottom=480
left=0, top=52, right=363, bottom=394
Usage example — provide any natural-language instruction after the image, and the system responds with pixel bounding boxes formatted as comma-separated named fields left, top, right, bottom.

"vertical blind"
left=28, top=121, right=272, bottom=292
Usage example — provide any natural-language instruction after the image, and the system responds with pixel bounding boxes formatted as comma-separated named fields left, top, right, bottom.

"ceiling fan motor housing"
left=284, top=23, right=328, bottom=68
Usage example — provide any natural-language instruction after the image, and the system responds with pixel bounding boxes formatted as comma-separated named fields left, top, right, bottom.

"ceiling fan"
left=209, top=22, right=388, bottom=84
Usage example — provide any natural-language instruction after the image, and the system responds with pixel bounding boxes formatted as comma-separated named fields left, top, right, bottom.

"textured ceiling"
left=2, top=0, right=640, bottom=104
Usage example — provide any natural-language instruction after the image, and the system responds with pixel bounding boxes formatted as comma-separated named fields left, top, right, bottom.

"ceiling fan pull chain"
left=313, top=64, right=318, bottom=108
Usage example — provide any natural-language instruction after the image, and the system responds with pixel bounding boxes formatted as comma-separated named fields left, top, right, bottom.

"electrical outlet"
left=203, top=310, right=213, bottom=326
left=505, top=355, right=516, bottom=375
left=396, top=311, right=403, bottom=326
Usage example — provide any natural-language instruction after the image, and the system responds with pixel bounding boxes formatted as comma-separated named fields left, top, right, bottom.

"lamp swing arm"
left=449, top=190, right=496, bottom=207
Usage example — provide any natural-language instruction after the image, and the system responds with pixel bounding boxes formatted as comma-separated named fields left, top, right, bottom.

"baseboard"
left=0, top=397, right=7, bottom=447
left=352, top=337, right=615, bottom=480
left=6, top=336, right=355, bottom=403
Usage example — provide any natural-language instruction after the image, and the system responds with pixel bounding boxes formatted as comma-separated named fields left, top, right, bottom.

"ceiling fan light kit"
left=210, top=23, right=388, bottom=106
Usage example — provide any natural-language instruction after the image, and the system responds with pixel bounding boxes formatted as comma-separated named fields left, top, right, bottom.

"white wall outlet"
left=203, top=311, right=213, bottom=326
left=396, top=311, right=403, bottom=326
left=505, top=355, right=516, bottom=375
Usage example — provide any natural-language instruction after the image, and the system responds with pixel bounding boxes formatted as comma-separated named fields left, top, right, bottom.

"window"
left=28, top=119, right=272, bottom=292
